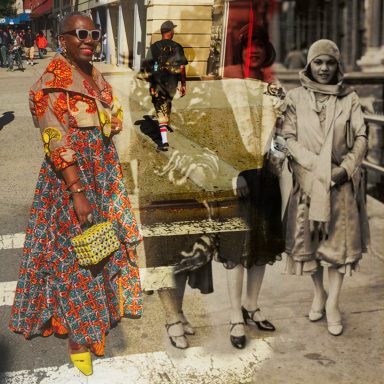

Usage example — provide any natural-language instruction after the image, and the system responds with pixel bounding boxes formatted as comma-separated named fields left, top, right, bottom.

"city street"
left=0, top=55, right=383, bottom=384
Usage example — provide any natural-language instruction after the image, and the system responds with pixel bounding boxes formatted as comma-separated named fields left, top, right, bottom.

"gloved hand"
left=232, top=175, right=249, bottom=198
left=331, top=166, right=348, bottom=187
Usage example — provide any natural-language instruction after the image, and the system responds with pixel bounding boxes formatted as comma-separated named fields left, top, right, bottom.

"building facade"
left=76, top=0, right=143, bottom=68
left=15, top=0, right=384, bottom=76
left=358, top=0, right=384, bottom=72
left=25, top=0, right=54, bottom=37
left=145, top=0, right=213, bottom=77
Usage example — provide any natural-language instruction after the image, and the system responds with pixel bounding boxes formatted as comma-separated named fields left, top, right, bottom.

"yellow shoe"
left=70, top=351, right=93, bottom=376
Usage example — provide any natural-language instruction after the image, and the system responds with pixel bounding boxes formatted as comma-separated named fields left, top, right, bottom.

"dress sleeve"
left=30, top=88, right=77, bottom=171
left=282, top=91, right=319, bottom=171
left=340, top=92, right=368, bottom=179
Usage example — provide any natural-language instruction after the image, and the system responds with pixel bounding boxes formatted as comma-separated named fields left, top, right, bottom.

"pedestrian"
left=9, top=11, right=143, bottom=376
left=282, top=39, right=369, bottom=336
left=0, top=26, right=10, bottom=67
left=7, top=30, right=22, bottom=71
left=283, top=44, right=306, bottom=69
left=49, top=30, right=56, bottom=49
left=220, top=24, right=285, bottom=349
left=101, top=30, right=107, bottom=62
left=142, top=20, right=188, bottom=151
left=24, top=26, right=35, bottom=65
left=18, top=28, right=25, bottom=44
left=35, top=30, right=48, bottom=59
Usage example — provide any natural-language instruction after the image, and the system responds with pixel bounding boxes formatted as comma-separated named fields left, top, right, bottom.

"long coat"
left=283, top=87, right=370, bottom=270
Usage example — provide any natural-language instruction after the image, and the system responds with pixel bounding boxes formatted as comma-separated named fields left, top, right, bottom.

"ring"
left=87, top=213, right=94, bottom=223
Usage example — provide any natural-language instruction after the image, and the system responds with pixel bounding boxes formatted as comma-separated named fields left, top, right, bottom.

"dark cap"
left=160, top=20, right=177, bottom=33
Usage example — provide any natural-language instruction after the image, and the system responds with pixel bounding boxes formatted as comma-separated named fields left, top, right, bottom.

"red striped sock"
left=159, top=123, right=168, bottom=143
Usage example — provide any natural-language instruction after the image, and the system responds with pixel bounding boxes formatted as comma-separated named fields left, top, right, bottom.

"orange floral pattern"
left=45, top=59, right=73, bottom=89
left=99, top=83, right=113, bottom=105
left=69, top=94, right=97, bottom=114
left=50, top=147, right=77, bottom=170
left=31, top=89, right=49, bottom=118
left=52, top=93, right=69, bottom=125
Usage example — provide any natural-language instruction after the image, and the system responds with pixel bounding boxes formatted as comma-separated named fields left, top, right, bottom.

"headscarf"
left=299, top=39, right=352, bottom=97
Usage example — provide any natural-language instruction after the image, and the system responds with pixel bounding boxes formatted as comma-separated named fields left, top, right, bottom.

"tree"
left=0, top=0, right=16, bottom=18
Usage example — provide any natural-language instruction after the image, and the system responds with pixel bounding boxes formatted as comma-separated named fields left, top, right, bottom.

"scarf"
left=292, top=60, right=353, bottom=223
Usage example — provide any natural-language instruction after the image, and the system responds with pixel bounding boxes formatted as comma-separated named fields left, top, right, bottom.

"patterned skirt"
left=9, top=126, right=142, bottom=355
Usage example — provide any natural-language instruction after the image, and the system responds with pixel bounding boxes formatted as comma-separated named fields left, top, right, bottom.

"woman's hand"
left=331, top=166, right=348, bottom=187
left=110, top=116, right=123, bottom=136
left=179, top=83, right=187, bottom=97
left=232, top=175, right=249, bottom=198
left=72, top=192, right=93, bottom=226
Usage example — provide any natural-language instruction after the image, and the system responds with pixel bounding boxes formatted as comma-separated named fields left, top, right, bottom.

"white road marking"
left=141, top=218, right=248, bottom=237
left=0, top=217, right=247, bottom=250
left=0, top=233, right=25, bottom=250
left=0, top=281, right=17, bottom=306
left=0, top=340, right=273, bottom=384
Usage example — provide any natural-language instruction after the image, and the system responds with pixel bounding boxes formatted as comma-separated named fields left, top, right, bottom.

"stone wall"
left=145, top=0, right=214, bottom=77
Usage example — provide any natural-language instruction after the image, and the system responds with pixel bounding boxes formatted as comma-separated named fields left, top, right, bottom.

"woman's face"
left=310, top=54, right=338, bottom=84
left=59, top=16, right=98, bottom=64
left=242, top=40, right=266, bottom=70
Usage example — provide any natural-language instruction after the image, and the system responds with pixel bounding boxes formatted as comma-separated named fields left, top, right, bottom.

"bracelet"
left=66, top=178, right=80, bottom=190
left=69, top=187, right=85, bottom=194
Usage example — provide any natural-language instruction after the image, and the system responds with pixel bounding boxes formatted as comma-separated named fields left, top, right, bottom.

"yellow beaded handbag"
left=71, top=222, right=120, bottom=266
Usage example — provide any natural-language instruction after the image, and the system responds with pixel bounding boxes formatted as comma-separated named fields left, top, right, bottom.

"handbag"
left=267, top=134, right=288, bottom=176
left=71, top=221, right=120, bottom=266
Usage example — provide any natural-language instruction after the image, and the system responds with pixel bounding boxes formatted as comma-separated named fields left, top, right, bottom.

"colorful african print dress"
left=9, top=54, right=142, bottom=355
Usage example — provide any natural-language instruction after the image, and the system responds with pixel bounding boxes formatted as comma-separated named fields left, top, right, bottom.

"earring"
left=59, top=42, right=66, bottom=56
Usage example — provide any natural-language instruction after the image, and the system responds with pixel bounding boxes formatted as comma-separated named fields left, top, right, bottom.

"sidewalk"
left=101, top=70, right=384, bottom=383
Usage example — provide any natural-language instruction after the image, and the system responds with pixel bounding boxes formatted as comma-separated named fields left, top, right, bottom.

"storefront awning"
left=0, top=13, right=31, bottom=25
left=29, top=0, right=53, bottom=18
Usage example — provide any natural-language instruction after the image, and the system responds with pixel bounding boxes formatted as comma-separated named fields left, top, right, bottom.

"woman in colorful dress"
left=9, top=12, right=142, bottom=375
left=283, top=39, right=369, bottom=336
left=220, top=24, right=285, bottom=349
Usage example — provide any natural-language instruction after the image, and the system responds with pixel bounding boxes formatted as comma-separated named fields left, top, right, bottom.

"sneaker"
left=157, top=142, right=169, bottom=151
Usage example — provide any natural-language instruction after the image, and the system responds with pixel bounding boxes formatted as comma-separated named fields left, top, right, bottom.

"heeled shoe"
left=70, top=351, right=93, bottom=376
left=242, top=307, right=276, bottom=331
left=327, top=321, right=343, bottom=336
left=68, top=340, right=93, bottom=376
left=179, top=311, right=195, bottom=335
left=165, top=321, right=189, bottom=349
left=326, top=302, right=343, bottom=336
left=309, top=293, right=327, bottom=322
left=309, top=308, right=325, bottom=322
left=230, top=322, right=246, bottom=349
